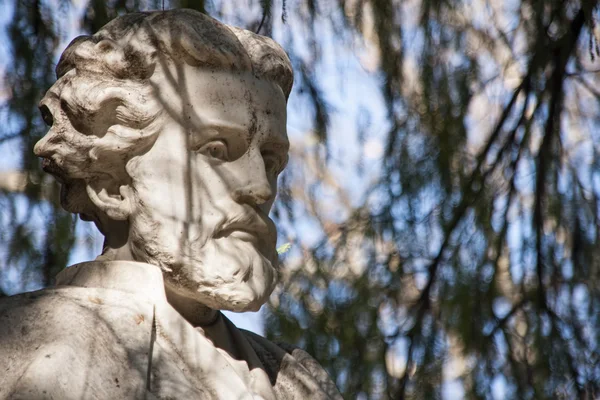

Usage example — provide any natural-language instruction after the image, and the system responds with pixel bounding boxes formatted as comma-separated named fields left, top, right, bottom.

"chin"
left=142, top=236, right=278, bottom=312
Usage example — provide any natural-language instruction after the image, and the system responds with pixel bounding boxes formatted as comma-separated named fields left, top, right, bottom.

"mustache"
left=214, top=207, right=275, bottom=238
left=40, top=157, right=67, bottom=183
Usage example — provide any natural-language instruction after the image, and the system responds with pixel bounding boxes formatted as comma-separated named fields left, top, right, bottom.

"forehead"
left=153, top=66, right=288, bottom=145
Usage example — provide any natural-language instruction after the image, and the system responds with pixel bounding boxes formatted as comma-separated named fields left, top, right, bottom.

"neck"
left=98, top=235, right=219, bottom=327
left=97, top=241, right=136, bottom=262
left=165, top=285, right=220, bottom=327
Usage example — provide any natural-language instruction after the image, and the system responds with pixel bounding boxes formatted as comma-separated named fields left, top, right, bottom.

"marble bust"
left=0, top=9, right=341, bottom=399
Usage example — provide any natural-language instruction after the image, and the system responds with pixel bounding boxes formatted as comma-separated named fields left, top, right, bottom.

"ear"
left=85, top=178, right=134, bottom=221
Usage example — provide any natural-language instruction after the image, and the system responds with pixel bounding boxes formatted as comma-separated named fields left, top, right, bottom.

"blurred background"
left=1, top=0, right=600, bottom=398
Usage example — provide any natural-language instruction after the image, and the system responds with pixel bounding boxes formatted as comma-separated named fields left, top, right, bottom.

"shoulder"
left=0, top=288, right=79, bottom=350
left=0, top=285, right=154, bottom=342
left=0, top=289, right=84, bottom=398
left=240, top=329, right=343, bottom=400
left=0, top=287, right=153, bottom=399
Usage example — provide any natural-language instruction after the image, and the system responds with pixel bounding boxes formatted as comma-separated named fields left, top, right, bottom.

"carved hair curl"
left=35, top=9, right=293, bottom=224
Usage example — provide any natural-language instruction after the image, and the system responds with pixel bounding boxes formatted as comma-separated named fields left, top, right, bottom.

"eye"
left=39, top=105, right=53, bottom=127
left=197, top=140, right=229, bottom=161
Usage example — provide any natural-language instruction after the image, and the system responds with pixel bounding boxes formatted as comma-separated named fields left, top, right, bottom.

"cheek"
left=189, top=161, right=232, bottom=211
left=131, top=159, right=191, bottom=221
left=133, top=146, right=241, bottom=222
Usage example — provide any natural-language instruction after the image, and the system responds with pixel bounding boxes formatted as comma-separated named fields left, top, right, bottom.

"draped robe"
left=0, top=261, right=341, bottom=399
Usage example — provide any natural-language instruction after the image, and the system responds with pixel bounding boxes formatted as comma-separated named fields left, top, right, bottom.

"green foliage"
left=2, top=0, right=600, bottom=399
left=1, top=0, right=75, bottom=291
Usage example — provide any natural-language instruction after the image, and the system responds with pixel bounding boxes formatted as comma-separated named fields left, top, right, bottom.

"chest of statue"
left=0, top=262, right=340, bottom=400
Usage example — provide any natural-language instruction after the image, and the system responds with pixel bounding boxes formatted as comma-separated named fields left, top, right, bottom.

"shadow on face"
left=128, top=66, right=289, bottom=312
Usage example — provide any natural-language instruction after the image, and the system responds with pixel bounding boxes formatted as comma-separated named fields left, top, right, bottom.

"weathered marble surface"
left=0, top=9, right=342, bottom=399
left=0, top=261, right=340, bottom=399
left=33, top=9, right=291, bottom=313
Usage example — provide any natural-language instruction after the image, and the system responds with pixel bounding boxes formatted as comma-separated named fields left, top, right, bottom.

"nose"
left=232, top=183, right=273, bottom=205
left=33, top=133, right=52, bottom=158
left=231, top=150, right=274, bottom=206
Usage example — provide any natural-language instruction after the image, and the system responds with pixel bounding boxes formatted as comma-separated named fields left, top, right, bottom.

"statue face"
left=129, top=67, right=288, bottom=311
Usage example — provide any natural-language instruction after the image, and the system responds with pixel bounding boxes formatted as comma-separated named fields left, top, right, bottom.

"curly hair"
left=34, top=9, right=293, bottom=226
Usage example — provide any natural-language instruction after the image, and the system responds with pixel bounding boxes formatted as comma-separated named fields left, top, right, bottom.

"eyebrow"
left=198, top=119, right=247, bottom=135
left=198, top=119, right=289, bottom=147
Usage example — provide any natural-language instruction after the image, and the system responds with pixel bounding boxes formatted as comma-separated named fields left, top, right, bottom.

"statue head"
left=34, top=9, right=293, bottom=312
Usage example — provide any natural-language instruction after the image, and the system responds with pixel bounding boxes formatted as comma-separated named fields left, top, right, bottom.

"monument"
left=0, top=9, right=341, bottom=399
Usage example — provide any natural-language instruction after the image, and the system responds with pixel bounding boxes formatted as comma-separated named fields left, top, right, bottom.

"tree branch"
left=534, top=8, right=586, bottom=309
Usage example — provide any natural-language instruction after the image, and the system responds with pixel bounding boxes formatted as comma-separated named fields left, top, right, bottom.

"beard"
left=128, top=201, right=278, bottom=312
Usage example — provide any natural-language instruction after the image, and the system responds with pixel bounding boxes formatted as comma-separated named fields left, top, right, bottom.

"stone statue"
left=0, top=9, right=341, bottom=399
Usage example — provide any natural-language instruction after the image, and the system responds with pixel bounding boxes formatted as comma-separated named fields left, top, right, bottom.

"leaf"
left=277, top=243, right=292, bottom=255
